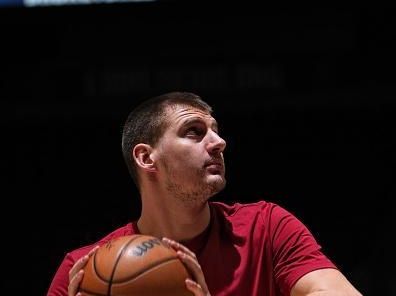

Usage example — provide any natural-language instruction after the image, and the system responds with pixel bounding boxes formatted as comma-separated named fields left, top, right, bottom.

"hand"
left=162, top=237, right=211, bottom=296
left=68, top=245, right=99, bottom=296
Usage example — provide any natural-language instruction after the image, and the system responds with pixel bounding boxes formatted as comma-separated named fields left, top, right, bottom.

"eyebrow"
left=181, top=117, right=219, bottom=131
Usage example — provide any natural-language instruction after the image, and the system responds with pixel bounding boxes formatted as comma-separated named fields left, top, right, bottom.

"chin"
left=207, top=175, right=226, bottom=194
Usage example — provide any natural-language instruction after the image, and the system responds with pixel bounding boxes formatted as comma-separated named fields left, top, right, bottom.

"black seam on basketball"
left=108, top=236, right=142, bottom=296
left=111, top=256, right=179, bottom=283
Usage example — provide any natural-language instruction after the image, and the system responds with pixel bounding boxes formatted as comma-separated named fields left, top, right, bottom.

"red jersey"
left=47, top=201, right=336, bottom=296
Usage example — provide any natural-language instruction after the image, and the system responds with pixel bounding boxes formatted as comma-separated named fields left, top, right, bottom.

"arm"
left=290, top=268, right=363, bottom=296
left=47, top=246, right=98, bottom=296
left=266, top=204, right=362, bottom=295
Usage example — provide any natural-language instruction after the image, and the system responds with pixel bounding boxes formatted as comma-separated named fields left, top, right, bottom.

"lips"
left=204, top=160, right=224, bottom=173
left=204, top=160, right=223, bottom=168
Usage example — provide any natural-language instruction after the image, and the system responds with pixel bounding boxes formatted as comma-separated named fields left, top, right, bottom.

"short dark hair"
left=122, top=91, right=212, bottom=187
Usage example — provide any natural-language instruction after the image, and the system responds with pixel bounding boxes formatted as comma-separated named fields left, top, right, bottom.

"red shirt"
left=47, top=201, right=336, bottom=296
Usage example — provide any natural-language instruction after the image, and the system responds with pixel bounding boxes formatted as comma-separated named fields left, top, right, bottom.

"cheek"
left=159, top=140, right=203, bottom=168
left=170, top=149, right=200, bottom=170
left=174, top=151, right=196, bottom=166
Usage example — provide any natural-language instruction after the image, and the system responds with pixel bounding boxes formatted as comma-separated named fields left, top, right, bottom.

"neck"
left=137, top=190, right=211, bottom=242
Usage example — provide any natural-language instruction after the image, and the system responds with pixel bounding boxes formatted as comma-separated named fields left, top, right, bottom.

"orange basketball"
left=78, top=235, right=193, bottom=296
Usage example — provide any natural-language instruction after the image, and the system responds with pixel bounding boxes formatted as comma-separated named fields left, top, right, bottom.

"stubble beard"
left=165, top=167, right=226, bottom=207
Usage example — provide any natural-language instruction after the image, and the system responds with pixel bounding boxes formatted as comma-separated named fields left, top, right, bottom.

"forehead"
left=165, top=105, right=216, bottom=126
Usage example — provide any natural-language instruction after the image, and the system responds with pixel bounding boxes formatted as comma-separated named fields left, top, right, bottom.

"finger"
left=162, top=237, right=197, bottom=259
left=185, top=278, right=205, bottom=296
left=69, top=246, right=99, bottom=281
left=69, top=255, right=89, bottom=281
left=178, top=251, right=209, bottom=292
left=68, top=270, right=84, bottom=296
left=88, top=245, right=100, bottom=256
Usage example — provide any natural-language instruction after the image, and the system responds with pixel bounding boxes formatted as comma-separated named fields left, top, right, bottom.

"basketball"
left=78, top=234, right=193, bottom=296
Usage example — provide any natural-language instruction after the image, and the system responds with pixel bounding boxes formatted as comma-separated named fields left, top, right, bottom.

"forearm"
left=291, top=269, right=363, bottom=296
left=305, top=290, right=363, bottom=296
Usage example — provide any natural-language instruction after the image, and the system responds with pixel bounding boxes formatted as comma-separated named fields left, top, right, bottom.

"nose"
left=207, top=130, right=226, bottom=154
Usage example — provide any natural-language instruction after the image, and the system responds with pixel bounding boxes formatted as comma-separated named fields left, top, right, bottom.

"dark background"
left=3, top=3, right=395, bottom=295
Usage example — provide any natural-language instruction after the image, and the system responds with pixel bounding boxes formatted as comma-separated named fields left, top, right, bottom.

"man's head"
left=122, top=92, right=225, bottom=197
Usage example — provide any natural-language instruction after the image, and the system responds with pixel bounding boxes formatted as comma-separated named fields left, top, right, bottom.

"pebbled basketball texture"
left=78, top=234, right=193, bottom=296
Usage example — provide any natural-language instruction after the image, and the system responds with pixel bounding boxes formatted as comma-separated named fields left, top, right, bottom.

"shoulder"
left=47, top=223, right=135, bottom=295
left=210, top=200, right=291, bottom=220
left=209, top=200, right=305, bottom=237
left=67, top=223, right=133, bottom=262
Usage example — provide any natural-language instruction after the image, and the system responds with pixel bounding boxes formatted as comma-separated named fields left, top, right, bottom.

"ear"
left=132, top=144, right=156, bottom=173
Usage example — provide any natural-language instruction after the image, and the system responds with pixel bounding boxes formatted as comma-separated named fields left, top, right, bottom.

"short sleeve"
left=267, top=204, right=337, bottom=296
left=47, top=253, right=76, bottom=296
left=46, top=223, right=133, bottom=296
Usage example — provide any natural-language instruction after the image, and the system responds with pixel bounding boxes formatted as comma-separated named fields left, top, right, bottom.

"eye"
left=185, top=126, right=205, bottom=137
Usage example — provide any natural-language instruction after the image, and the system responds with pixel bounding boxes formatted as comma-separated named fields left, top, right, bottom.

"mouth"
left=204, top=160, right=224, bottom=174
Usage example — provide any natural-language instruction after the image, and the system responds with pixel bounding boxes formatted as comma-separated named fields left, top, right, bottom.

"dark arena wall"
left=3, top=3, right=394, bottom=295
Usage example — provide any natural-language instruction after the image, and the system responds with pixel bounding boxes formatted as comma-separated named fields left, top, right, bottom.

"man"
left=47, top=92, right=363, bottom=296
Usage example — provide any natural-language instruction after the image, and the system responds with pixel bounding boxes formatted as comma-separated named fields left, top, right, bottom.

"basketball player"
left=48, top=92, right=363, bottom=296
